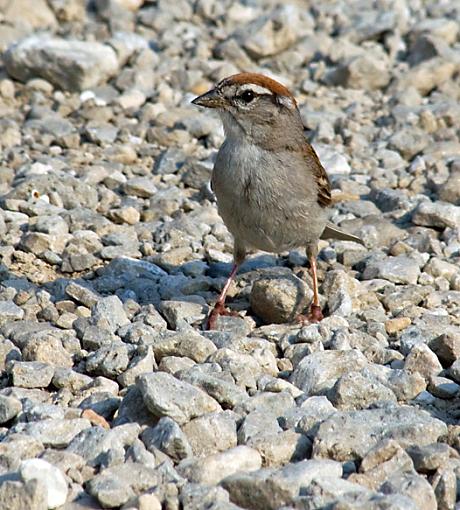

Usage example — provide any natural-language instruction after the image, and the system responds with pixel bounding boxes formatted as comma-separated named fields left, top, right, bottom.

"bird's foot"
left=296, top=304, right=324, bottom=324
left=206, top=302, right=239, bottom=330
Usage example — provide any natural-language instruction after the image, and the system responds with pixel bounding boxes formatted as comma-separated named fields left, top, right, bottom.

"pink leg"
left=307, top=256, right=324, bottom=322
left=206, top=264, right=239, bottom=329
left=296, top=256, right=324, bottom=324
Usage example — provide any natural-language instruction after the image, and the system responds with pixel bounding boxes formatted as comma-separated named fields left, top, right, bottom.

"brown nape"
left=220, top=72, right=296, bottom=103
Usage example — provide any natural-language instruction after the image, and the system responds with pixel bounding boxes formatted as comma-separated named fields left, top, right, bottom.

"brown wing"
left=303, top=143, right=332, bottom=208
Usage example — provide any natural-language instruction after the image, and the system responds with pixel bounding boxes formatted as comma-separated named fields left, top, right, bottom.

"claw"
left=307, top=304, right=324, bottom=323
left=206, top=302, right=239, bottom=330
left=295, top=304, right=324, bottom=325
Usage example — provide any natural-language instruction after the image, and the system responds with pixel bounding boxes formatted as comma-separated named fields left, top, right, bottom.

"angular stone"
left=247, top=430, right=311, bottom=467
left=180, top=483, right=232, bottom=510
left=412, top=200, right=460, bottom=230
left=362, top=256, right=420, bottom=285
left=385, top=317, right=412, bottom=335
left=438, top=171, right=460, bottom=205
left=87, top=462, right=160, bottom=508
left=221, top=459, right=342, bottom=510
left=160, top=300, right=207, bottom=329
left=407, top=443, right=453, bottom=473
left=178, top=445, right=262, bottom=485
left=428, top=376, right=460, bottom=399
left=90, top=296, right=130, bottom=333
left=432, top=467, right=457, bottom=510
left=329, top=371, right=397, bottom=410
left=208, top=348, right=264, bottom=390
left=395, top=58, right=456, bottom=96
left=21, top=334, right=73, bottom=368
left=388, top=127, right=429, bottom=160
left=4, top=35, right=119, bottom=91
left=0, top=434, right=44, bottom=472
left=67, top=423, right=139, bottom=467
left=2, top=0, right=57, bottom=29
left=0, top=394, right=22, bottom=423
left=142, top=417, right=192, bottom=462
left=123, top=177, right=157, bottom=198
left=9, top=361, right=54, bottom=388
left=0, top=480, right=47, bottom=510
left=312, top=406, right=447, bottom=461
left=182, top=411, right=237, bottom=457
left=404, top=343, right=442, bottom=379
left=429, top=330, right=460, bottom=366
left=285, top=396, right=336, bottom=438
left=290, top=349, right=368, bottom=395
left=117, top=346, right=156, bottom=387
left=137, top=372, right=221, bottom=425
left=85, top=342, right=130, bottom=378
left=339, top=53, right=391, bottom=90
left=13, top=418, right=91, bottom=448
left=0, top=301, right=24, bottom=324
left=66, top=281, right=100, bottom=308
left=151, top=330, right=217, bottom=364
left=238, top=408, right=281, bottom=444
left=349, top=439, right=414, bottom=491
left=301, top=476, right=417, bottom=509
left=237, top=5, right=312, bottom=58
left=381, top=470, right=437, bottom=509
left=1, top=322, right=59, bottom=351
left=19, top=458, right=68, bottom=508
left=362, top=365, right=426, bottom=401
left=178, top=370, right=248, bottom=409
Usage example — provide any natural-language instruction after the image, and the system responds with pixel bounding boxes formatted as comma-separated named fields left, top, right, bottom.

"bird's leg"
left=206, top=263, right=239, bottom=329
left=296, top=249, right=324, bottom=324
left=307, top=255, right=324, bottom=322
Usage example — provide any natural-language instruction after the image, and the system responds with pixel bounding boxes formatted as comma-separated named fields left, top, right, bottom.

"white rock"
left=314, top=144, right=351, bottom=175
left=20, top=458, right=68, bottom=509
left=4, top=35, right=119, bottom=91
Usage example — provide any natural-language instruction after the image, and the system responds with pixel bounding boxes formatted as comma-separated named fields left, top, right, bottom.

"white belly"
left=212, top=139, right=329, bottom=253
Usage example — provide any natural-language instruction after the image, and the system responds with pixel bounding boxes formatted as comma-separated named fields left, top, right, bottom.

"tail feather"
left=321, top=223, right=365, bottom=246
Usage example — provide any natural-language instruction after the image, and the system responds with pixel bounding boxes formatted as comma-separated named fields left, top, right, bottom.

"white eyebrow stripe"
left=238, top=83, right=273, bottom=95
left=277, top=95, right=295, bottom=109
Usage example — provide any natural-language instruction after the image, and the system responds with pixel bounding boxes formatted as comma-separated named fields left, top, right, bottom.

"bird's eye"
left=239, top=90, right=255, bottom=103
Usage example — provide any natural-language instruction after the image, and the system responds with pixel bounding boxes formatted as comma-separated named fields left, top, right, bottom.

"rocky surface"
left=0, top=0, right=459, bottom=509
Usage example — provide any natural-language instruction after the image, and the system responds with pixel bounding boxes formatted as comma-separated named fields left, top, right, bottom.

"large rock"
left=13, top=418, right=91, bottom=448
left=412, top=200, right=460, bottom=230
left=178, top=445, right=262, bottom=485
left=290, top=349, right=368, bottom=395
left=4, top=35, right=119, bottom=91
left=20, top=458, right=68, bottom=509
left=234, top=5, right=313, bottom=58
left=221, top=459, right=342, bottom=510
left=87, top=462, right=160, bottom=508
left=3, top=174, right=98, bottom=210
left=362, top=255, right=421, bottom=285
left=1, top=0, right=57, bottom=30
left=0, top=480, right=47, bottom=510
left=250, top=273, right=310, bottom=324
left=312, top=406, right=447, bottom=461
left=339, top=53, right=391, bottom=90
left=137, top=372, right=221, bottom=425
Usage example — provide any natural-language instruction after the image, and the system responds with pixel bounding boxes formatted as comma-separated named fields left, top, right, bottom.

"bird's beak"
left=192, top=88, right=224, bottom=109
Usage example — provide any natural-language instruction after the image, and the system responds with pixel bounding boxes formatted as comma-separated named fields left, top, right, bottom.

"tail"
left=320, top=222, right=365, bottom=246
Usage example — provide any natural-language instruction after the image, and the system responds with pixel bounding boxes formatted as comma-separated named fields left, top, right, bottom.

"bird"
left=192, top=72, right=364, bottom=329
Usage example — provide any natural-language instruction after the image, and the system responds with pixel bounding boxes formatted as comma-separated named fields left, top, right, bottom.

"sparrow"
left=192, top=73, right=363, bottom=329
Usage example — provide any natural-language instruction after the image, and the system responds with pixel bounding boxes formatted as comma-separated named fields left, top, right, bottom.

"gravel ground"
left=0, top=0, right=459, bottom=509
